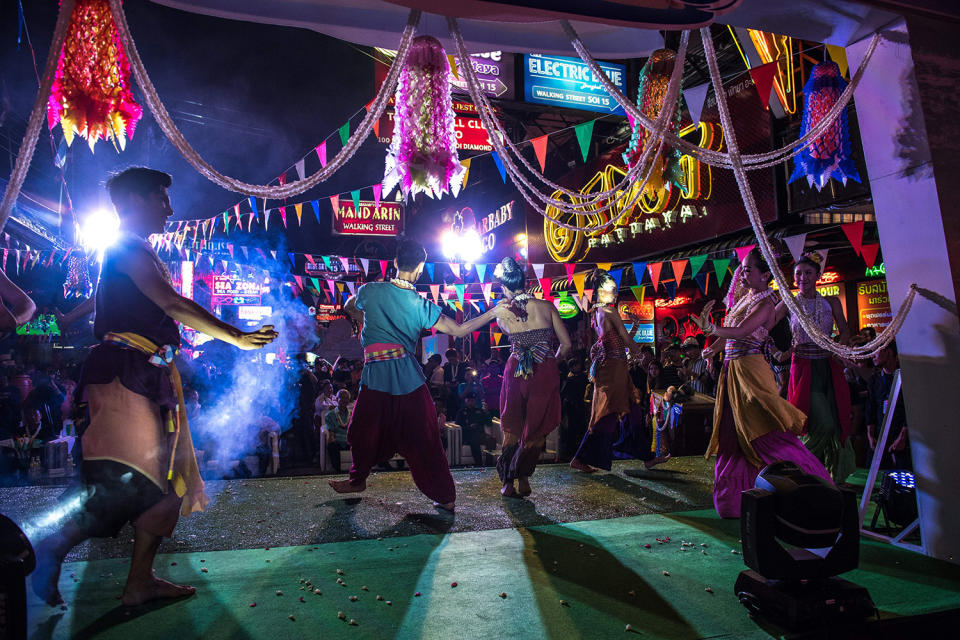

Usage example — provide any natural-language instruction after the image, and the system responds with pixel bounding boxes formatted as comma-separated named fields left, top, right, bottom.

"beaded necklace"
left=724, top=288, right=776, bottom=328
left=390, top=277, right=416, bottom=290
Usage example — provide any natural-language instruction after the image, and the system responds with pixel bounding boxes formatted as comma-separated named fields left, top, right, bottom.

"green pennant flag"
left=321, top=255, right=332, bottom=269
left=688, top=254, right=708, bottom=278
left=713, top=258, right=731, bottom=288
left=574, top=120, right=595, bottom=163
left=454, top=283, right=465, bottom=303
left=630, top=285, right=645, bottom=305
left=310, top=277, right=321, bottom=292
left=351, top=189, right=361, bottom=214
left=339, top=121, right=350, bottom=147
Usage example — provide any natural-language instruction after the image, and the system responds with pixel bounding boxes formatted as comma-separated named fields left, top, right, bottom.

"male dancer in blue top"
left=329, top=239, right=500, bottom=511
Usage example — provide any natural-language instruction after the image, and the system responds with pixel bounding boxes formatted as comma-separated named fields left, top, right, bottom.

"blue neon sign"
left=523, top=54, right=626, bottom=114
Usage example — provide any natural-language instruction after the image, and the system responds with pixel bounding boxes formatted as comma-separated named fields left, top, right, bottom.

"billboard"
left=857, top=279, right=892, bottom=331
left=212, top=275, right=261, bottom=306
left=332, top=200, right=403, bottom=236
left=523, top=54, right=626, bottom=114
left=377, top=110, right=495, bottom=152
left=376, top=50, right=515, bottom=101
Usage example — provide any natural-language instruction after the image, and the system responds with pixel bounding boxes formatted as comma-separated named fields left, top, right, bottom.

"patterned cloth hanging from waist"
left=510, top=328, right=555, bottom=379
left=589, top=332, right=627, bottom=381
left=793, top=342, right=829, bottom=359
left=724, top=336, right=766, bottom=361
left=364, top=343, right=407, bottom=363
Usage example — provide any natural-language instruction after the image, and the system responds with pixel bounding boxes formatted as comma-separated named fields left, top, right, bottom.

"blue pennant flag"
left=248, top=197, right=258, bottom=215
left=491, top=151, right=507, bottom=183
left=632, top=262, right=647, bottom=285
left=609, top=268, right=623, bottom=290
left=425, top=262, right=435, bottom=282
left=310, top=200, right=320, bottom=224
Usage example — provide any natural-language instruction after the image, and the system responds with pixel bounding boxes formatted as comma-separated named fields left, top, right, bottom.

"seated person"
left=323, top=390, right=352, bottom=474
left=455, top=392, right=493, bottom=467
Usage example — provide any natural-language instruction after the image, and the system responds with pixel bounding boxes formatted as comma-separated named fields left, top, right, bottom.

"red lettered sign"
left=377, top=111, right=494, bottom=152
left=333, top=200, right=403, bottom=236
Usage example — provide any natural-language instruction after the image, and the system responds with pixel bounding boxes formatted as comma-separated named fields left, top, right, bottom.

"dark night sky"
left=0, top=0, right=393, bottom=255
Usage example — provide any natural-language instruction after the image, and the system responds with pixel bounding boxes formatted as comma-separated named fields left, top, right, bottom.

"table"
left=649, top=390, right=715, bottom=456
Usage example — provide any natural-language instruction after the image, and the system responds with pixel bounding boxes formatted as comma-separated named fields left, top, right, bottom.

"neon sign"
left=655, top=295, right=693, bottom=308
left=556, top=296, right=579, bottom=319
left=865, top=263, right=885, bottom=278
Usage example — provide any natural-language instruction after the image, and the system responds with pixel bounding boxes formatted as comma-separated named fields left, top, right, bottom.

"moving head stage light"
left=735, top=462, right=875, bottom=630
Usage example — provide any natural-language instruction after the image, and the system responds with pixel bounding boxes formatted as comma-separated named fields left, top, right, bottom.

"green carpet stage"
left=8, top=459, right=960, bottom=639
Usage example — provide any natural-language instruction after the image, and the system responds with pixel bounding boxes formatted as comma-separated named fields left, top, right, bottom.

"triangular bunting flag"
left=471, top=331, right=480, bottom=343
left=430, top=284, right=441, bottom=304
left=263, top=208, right=270, bottom=230
left=327, top=280, right=337, bottom=299
left=734, top=244, right=756, bottom=265
left=783, top=233, right=807, bottom=263
left=294, top=202, right=303, bottom=226
left=713, top=258, right=731, bottom=288
left=248, top=197, right=258, bottom=215
left=647, top=262, right=663, bottom=291
left=826, top=44, right=849, bottom=78
left=311, top=200, right=320, bottom=223
left=564, top=263, right=576, bottom=285
left=373, top=184, right=382, bottom=209
left=339, top=257, right=351, bottom=273
left=330, top=194, right=340, bottom=216
left=609, top=268, right=623, bottom=290
left=688, top=255, right=707, bottom=278
left=310, top=277, right=321, bottom=294
left=532, top=263, right=545, bottom=279
left=539, top=277, right=553, bottom=301
left=476, top=263, right=487, bottom=283
left=860, top=243, right=880, bottom=268
left=572, top=273, right=586, bottom=298
left=351, top=190, right=361, bottom=215
left=630, top=285, right=645, bottom=306
left=841, top=220, right=864, bottom=256
left=454, top=284, right=465, bottom=303
left=316, top=142, right=327, bottom=167
left=425, top=262, right=435, bottom=281
left=670, top=259, right=688, bottom=285
left=294, top=159, right=305, bottom=181
left=460, top=158, right=471, bottom=189
left=531, top=134, right=549, bottom=173
left=665, top=281, right=677, bottom=299
left=748, top=62, right=778, bottom=109
left=574, top=120, right=594, bottom=162
left=596, top=262, right=612, bottom=272
left=683, top=82, right=710, bottom=124
left=491, top=150, right=506, bottom=182
left=338, top=121, right=350, bottom=147
left=450, top=263, right=461, bottom=279
left=632, top=262, right=647, bottom=285
left=694, top=272, right=708, bottom=295
left=321, top=255, right=332, bottom=268
left=379, top=260, right=389, bottom=277
left=481, top=282, right=492, bottom=304
left=492, top=332, right=502, bottom=346
left=360, top=258, right=370, bottom=275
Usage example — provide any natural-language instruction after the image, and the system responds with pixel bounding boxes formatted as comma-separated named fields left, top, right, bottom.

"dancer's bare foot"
left=31, top=542, right=64, bottom=606
left=432, top=501, right=455, bottom=512
left=328, top=479, right=365, bottom=494
left=501, top=483, right=522, bottom=499
left=516, top=477, right=532, bottom=497
left=644, top=454, right=671, bottom=470
left=121, top=575, right=195, bottom=606
left=570, top=458, right=596, bottom=473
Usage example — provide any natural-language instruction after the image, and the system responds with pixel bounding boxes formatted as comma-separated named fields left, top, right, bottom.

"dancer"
left=693, top=249, right=831, bottom=518
left=493, top=257, right=572, bottom=498
left=570, top=270, right=669, bottom=473
left=775, top=252, right=854, bottom=483
left=0, top=268, right=36, bottom=333
left=328, top=239, right=500, bottom=511
left=32, top=168, right=278, bottom=606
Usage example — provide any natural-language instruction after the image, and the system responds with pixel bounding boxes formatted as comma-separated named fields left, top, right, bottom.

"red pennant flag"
left=531, top=134, right=549, bottom=173
left=670, top=259, right=688, bottom=285
left=293, top=275, right=303, bottom=291
left=860, top=243, right=880, bottom=268
left=564, top=263, right=576, bottom=285
left=330, top=194, right=340, bottom=215
left=379, top=259, right=389, bottom=277
left=304, top=254, right=315, bottom=264
left=734, top=244, right=756, bottom=265
left=366, top=100, right=380, bottom=138
left=472, top=331, right=480, bottom=343
left=841, top=220, right=865, bottom=256
left=279, top=206, right=287, bottom=228
left=748, top=62, right=778, bottom=109
left=277, top=173, right=287, bottom=186
left=539, top=277, right=553, bottom=301
left=647, top=262, right=663, bottom=291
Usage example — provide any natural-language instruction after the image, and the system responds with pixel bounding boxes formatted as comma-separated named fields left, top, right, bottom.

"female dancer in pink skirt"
left=694, top=249, right=831, bottom=518
left=493, top=257, right=572, bottom=498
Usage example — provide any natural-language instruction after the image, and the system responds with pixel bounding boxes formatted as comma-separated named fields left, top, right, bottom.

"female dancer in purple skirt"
left=693, top=249, right=832, bottom=518
left=493, top=257, right=572, bottom=498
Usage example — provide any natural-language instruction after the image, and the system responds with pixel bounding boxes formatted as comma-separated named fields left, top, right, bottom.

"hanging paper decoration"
left=622, top=49, right=683, bottom=191
left=788, top=61, right=861, bottom=191
left=382, top=36, right=466, bottom=200
left=47, top=0, right=143, bottom=151
left=63, top=254, right=93, bottom=299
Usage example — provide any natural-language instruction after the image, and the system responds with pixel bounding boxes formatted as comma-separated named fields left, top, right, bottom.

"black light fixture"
left=735, top=462, right=875, bottom=630
left=0, top=514, right=36, bottom=640
left=871, top=470, right=918, bottom=531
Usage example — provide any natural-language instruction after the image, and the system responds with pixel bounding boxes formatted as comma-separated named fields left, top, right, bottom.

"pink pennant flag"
left=327, top=280, right=338, bottom=299
left=330, top=194, right=340, bottom=215
left=481, top=282, right=493, bottom=304
left=304, top=254, right=315, bottom=264
left=316, top=142, right=327, bottom=167
left=539, top=277, right=553, bottom=301
left=564, top=263, right=576, bottom=285
left=373, top=184, right=382, bottom=209
left=279, top=206, right=287, bottom=228
left=734, top=244, right=756, bottom=265
left=379, top=259, right=389, bottom=277
left=339, top=256, right=351, bottom=272
left=430, top=284, right=441, bottom=304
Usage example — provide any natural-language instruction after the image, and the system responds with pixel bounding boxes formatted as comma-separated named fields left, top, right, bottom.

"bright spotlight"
left=460, top=228, right=483, bottom=263
left=80, top=208, right=120, bottom=252
left=441, top=229, right=458, bottom=260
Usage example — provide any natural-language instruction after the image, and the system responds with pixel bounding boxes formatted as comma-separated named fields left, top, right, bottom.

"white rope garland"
left=449, top=18, right=684, bottom=231
left=700, top=26, right=918, bottom=359
left=562, top=21, right=881, bottom=171
left=107, top=0, right=420, bottom=199
left=0, top=0, right=76, bottom=232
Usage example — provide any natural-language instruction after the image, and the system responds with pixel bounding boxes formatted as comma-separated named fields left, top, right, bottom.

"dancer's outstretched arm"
left=0, top=269, right=36, bottom=330
left=116, top=245, right=277, bottom=350
left=434, top=305, right=501, bottom=338
left=552, top=305, right=573, bottom=360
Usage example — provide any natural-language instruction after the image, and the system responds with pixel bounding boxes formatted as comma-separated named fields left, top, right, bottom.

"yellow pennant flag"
left=826, top=44, right=849, bottom=78
left=294, top=202, right=303, bottom=226
left=493, top=332, right=502, bottom=345
left=448, top=55, right=459, bottom=79
left=572, top=272, right=586, bottom=298
left=460, top=158, right=471, bottom=189
left=596, top=262, right=612, bottom=272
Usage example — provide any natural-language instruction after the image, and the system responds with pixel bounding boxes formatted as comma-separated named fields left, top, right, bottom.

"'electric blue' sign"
left=625, top=323, right=655, bottom=344
left=523, top=54, right=626, bottom=114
